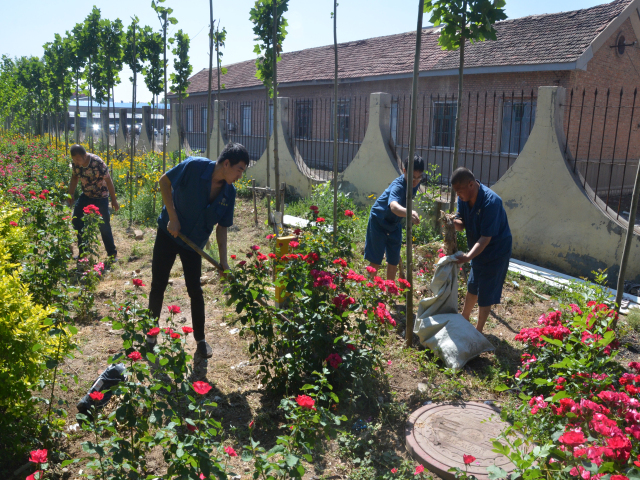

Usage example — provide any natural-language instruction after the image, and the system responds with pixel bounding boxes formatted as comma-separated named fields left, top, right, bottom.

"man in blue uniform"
left=147, top=143, right=250, bottom=358
left=452, top=167, right=512, bottom=333
left=364, top=155, right=424, bottom=280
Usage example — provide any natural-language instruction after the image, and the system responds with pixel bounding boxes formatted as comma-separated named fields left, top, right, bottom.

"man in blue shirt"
left=364, top=155, right=424, bottom=280
left=147, top=143, right=249, bottom=358
left=452, top=167, right=512, bottom=333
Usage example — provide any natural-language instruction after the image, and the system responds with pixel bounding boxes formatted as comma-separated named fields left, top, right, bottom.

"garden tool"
left=177, top=232, right=291, bottom=323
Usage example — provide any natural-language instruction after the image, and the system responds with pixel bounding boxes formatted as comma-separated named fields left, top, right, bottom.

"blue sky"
left=1, top=0, right=604, bottom=103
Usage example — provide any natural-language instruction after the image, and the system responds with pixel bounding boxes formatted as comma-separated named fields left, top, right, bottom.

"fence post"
left=252, top=179, right=258, bottom=226
left=614, top=158, right=640, bottom=317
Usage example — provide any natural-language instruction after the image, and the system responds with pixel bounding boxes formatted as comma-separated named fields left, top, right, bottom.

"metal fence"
left=174, top=96, right=370, bottom=181
left=563, top=87, right=640, bottom=224
left=392, top=90, right=537, bottom=190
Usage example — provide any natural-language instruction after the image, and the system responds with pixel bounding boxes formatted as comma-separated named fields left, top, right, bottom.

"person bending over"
left=147, top=142, right=249, bottom=358
left=364, top=154, right=424, bottom=280
left=67, top=144, right=119, bottom=260
left=452, top=167, right=512, bottom=333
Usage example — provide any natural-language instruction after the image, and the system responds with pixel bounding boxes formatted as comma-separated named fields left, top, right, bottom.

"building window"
left=431, top=101, right=457, bottom=148
left=241, top=105, right=252, bottom=136
left=186, top=107, right=193, bottom=133
left=390, top=101, right=398, bottom=145
left=331, top=99, right=350, bottom=141
left=295, top=100, right=312, bottom=139
left=500, top=100, right=536, bottom=154
left=201, top=106, right=208, bottom=133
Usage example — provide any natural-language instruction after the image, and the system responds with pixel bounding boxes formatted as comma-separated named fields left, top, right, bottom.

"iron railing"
left=563, top=87, right=639, bottom=224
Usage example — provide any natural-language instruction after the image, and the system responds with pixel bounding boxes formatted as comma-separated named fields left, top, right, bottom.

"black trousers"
left=72, top=194, right=117, bottom=257
left=148, top=228, right=206, bottom=341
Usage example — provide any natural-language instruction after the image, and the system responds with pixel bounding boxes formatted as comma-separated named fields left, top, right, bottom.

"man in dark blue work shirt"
left=364, top=155, right=424, bottom=280
left=452, top=167, right=512, bottom=333
left=147, top=143, right=250, bottom=358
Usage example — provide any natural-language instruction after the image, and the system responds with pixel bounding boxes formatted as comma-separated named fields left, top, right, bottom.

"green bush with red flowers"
left=491, top=293, right=640, bottom=480
left=225, top=206, right=409, bottom=394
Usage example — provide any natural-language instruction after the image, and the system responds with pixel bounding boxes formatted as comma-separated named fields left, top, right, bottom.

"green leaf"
left=68, top=325, right=78, bottom=335
left=494, top=383, right=510, bottom=392
left=146, top=352, right=156, bottom=363
left=159, top=358, right=169, bottom=366
left=540, top=336, right=563, bottom=347
left=112, top=321, right=123, bottom=330
left=32, top=343, right=43, bottom=352
left=487, top=464, right=508, bottom=480
left=284, top=454, right=299, bottom=467
left=551, top=391, right=570, bottom=401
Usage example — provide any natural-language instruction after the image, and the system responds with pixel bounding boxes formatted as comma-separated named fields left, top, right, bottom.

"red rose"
left=182, top=326, right=193, bottom=334
left=558, top=431, right=586, bottom=447
left=167, top=305, right=181, bottom=314
left=268, top=253, right=277, bottom=259
left=193, top=381, right=212, bottom=395
left=29, top=449, right=48, bottom=464
left=391, top=468, right=398, bottom=473
left=132, top=278, right=145, bottom=287
left=9, top=221, right=17, bottom=227
left=344, top=209, right=354, bottom=217
left=186, top=423, right=198, bottom=432
left=26, top=471, right=43, bottom=480
left=238, top=260, right=247, bottom=266
left=251, top=245, right=260, bottom=251
left=230, top=255, right=236, bottom=259
left=414, top=465, right=424, bottom=475
left=289, top=240, right=299, bottom=248
left=310, top=205, right=319, bottom=212
left=147, top=327, right=161, bottom=336
left=326, top=353, right=343, bottom=369
left=224, top=446, right=238, bottom=457
left=170, top=332, right=181, bottom=339
left=316, top=217, right=325, bottom=223
left=463, top=454, right=476, bottom=465
left=128, top=351, right=142, bottom=362
left=295, top=394, right=315, bottom=409
left=89, top=391, right=105, bottom=401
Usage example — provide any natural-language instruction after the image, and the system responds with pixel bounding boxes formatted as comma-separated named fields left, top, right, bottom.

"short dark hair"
left=217, top=142, right=250, bottom=166
left=403, top=154, right=425, bottom=173
left=70, top=144, right=86, bottom=157
left=451, top=167, right=475, bottom=186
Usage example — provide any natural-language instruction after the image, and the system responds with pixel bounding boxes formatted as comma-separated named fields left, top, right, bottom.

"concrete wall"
left=247, top=97, right=320, bottom=197
left=492, top=86, right=640, bottom=283
left=339, top=93, right=401, bottom=205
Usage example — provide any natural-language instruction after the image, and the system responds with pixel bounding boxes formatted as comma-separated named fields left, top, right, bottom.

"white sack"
left=413, top=253, right=494, bottom=370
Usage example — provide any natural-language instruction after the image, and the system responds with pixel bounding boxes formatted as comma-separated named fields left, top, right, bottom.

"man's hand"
left=67, top=196, right=74, bottom=208
left=219, top=262, right=230, bottom=280
left=167, top=217, right=181, bottom=237
left=112, top=199, right=120, bottom=213
left=456, top=253, right=471, bottom=264
left=411, top=210, right=420, bottom=225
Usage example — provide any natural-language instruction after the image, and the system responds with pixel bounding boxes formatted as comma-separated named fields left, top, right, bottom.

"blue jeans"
left=72, top=194, right=117, bottom=257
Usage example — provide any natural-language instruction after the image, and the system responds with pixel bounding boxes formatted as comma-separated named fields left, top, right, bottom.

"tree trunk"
left=75, top=72, right=80, bottom=143
left=332, top=0, right=339, bottom=243
left=405, top=0, right=424, bottom=348
left=162, top=11, right=168, bottom=173
left=216, top=26, right=221, bottom=158
left=130, top=23, right=137, bottom=228
left=273, top=0, right=281, bottom=212
left=89, top=59, right=93, bottom=152
left=449, top=0, right=467, bottom=213
left=206, top=5, right=214, bottom=159
left=265, top=88, right=272, bottom=224
left=178, top=94, right=183, bottom=163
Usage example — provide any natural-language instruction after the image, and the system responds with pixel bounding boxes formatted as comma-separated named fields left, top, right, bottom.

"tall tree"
left=214, top=25, right=227, bottom=157
left=43, top=33, right=73, bottom=148
left=331, top=0, right=338, bottom=242
left=423, top=0, right=506, bottom=211
left=250, top=0, right=289, bottom=212
left=142, top=31, right=164, bottom=153
left=81, top=7, right=102, bottom=151
left=66, top=24, right=87, bottom=142
left=170, top=29, right=192, bottom=164
left=152, top=0, right=178, bottom=173
left=15, top=56, right=48, bottom=135
left=0, top=56, right=28, bottom=132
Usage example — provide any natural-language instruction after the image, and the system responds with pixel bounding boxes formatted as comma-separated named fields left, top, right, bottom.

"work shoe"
left=196, top=340, right=213, bottom=358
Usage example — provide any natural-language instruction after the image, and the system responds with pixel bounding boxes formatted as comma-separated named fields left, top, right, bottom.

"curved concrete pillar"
left=100, top=109, right=110, bottom=146
left=166, top=107, right=180, bottom=154
left=84, top=111, right=92, bottom=144
left=247, top=97, right=318, bottom=198
left=492, top=86, right=640, bottom=283
left=137, top=105, right=153, bottom=154
left=115, top=108, right=127, bottom=152
left=209, top=100, right=229, bottom=159
left=339, top=92, right=401, bottom=206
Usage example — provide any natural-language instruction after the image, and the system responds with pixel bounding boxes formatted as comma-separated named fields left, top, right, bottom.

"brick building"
left=169, top=0, right=640, bottom=195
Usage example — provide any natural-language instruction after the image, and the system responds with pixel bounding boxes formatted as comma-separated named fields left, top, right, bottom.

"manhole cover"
left=406, top=402, right=517, bottom=480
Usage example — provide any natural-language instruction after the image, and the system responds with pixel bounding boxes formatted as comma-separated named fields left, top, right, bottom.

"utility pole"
left=206, top=4, right=214, bottom=160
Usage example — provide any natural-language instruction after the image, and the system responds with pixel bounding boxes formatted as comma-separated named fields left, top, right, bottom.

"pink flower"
left=26, top=471, right=43, bottom=480
left=193, top=381, right=212, bottom=395
left=249, top=420, right=255, bottom=428
left=89, top=391, right=104, bottom=401
left=266, top=234, right=274, bottom=240
left=366, top=266, right=377, bottom=273
left=327, top=353, right=343, bottom=369
left=128, top=351, right=142, bottom=362
left=224, top=446, right=238, bottom=457
left=182, top=326, right=193, bottom=334
left=29, top=449, right=47, bottom=463
left=295, top=394, right=315, bottom=410
left=9, top=221, right=17, bottom=226
left=167, top=305, right=181, bottom=314
left=463, top=454, right=476, bottom=465
left=289, top=240, right=299, bottom=248
left=391, top=468, right=398, bottom=473
left=251, top=245, right=260, bottom=251
left=414, top=464, right=424, bottom=475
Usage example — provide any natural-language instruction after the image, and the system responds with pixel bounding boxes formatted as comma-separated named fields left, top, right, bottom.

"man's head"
left=70, top=144, right=88, bottom=166
left=217, top=142, right=250, bottom=183
left=402, top=154, right=425, bottom=189
left=451, top=167, right=478, bottom=202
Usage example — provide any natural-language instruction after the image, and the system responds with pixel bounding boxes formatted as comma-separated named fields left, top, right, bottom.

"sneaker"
left=196, top=340, right=213, bottom=358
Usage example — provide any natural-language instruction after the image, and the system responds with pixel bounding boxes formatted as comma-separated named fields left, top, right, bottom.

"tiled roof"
left=182, top=0, right=631, bottom=95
